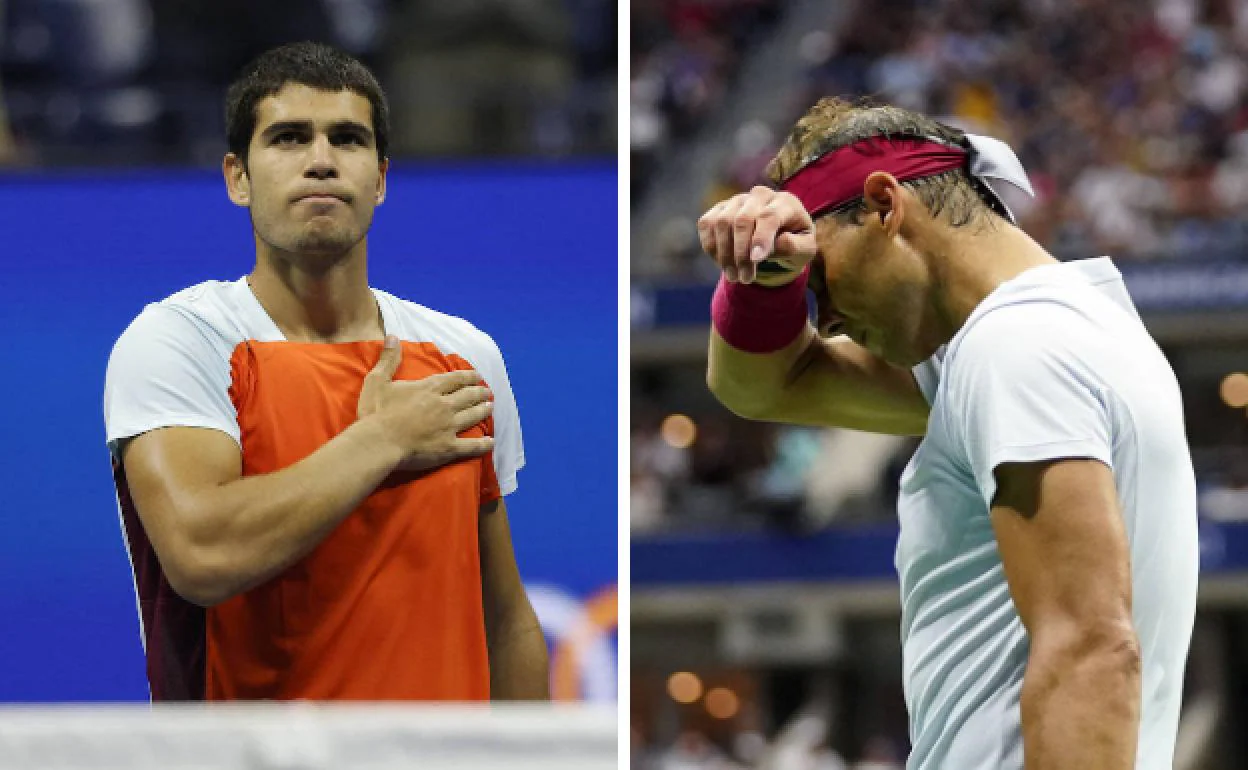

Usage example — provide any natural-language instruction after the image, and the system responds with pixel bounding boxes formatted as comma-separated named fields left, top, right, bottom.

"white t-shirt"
left=900, top=257, right=1198, bottom=769
left=104, top=277, right=524, bottom=493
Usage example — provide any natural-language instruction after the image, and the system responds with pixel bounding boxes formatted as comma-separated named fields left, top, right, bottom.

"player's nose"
left=304, top=135, right=338, bottom=179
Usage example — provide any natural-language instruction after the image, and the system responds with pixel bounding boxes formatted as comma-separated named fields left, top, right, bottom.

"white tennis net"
left=0, top=703, right=617, bottom=770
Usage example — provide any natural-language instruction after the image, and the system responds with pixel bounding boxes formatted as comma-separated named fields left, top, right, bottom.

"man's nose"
left=304, top=135, right=337, bottom=179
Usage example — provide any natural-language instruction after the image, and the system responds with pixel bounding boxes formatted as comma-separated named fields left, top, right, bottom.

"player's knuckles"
left=731, top=208, right=758, bottom=232
left=776, top=192, right=812, bottom=222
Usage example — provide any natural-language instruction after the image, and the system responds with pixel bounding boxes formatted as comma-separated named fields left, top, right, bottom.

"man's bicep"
left=990, top=459, right=1134, bottom=647
left=121, top=427, right=243, bottom=573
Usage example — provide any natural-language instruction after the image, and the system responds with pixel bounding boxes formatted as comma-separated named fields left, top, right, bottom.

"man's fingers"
left=696, top=203, right=722, bottom=260
left=429, top=369, right=484, bottom=394
left=713, top=198, right=743, bottom=280
left=451, top=401, right=495, bottom=432
left=449, top=435, right=495, bottom=458
left=367, top=335, right=403, bottom=383
left=774, top=230, right=816, bottom=258
left=733, top=198, right=768, bottom=284
left=444, top=385, right=493, bottom=412
left=749, top=203, right=787, bottom=273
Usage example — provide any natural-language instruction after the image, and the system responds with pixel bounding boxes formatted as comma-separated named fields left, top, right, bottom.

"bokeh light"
left=660, top=414, right=697, bottom=449
left=667, top=671, right=703, bottom=704
left=1221, top=373, right=1248, bottom=408
left=705, top=687, right=740, bottom=719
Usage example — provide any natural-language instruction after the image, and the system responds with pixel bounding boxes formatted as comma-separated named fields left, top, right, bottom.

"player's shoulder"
left=113, top=278, right=255, bottom=360
left=374, top=288, right=503, bottom=363
left=953, top=262, right=1130, bottom=364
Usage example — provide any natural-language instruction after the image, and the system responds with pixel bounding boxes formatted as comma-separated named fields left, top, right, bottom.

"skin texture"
left=223, top=83, right=388, bottom=344
left=699, top=172, right=1140, bottom=764
left=122, top=82, right=548, bottom=698
left=480, top=498, right=551, bottom=699
left=992, top=460, right=1141, bottom=770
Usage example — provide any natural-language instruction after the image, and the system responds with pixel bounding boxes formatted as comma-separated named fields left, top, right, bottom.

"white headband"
left=965, top=133, right=1035, bottom=224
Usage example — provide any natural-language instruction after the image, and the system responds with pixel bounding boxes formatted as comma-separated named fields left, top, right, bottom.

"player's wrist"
left=711, top=264, right=811, bottom=353
left=348, top=414, right=406, bottom=470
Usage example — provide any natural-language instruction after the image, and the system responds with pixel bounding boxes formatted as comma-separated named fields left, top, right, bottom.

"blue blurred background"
left=0, top=162, right=618, bottom=703
left=0, top=0, right=619, bottom=706
left=0, top=162, right=619, bottom=703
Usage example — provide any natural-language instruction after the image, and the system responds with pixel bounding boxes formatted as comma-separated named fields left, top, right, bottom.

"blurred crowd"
left=631, top=405, right=917, bottom=535
left=630, top=0, right=782, bottom=201
left=636, top=0, right=1248, bottom=277
left=632, top=724, right=904, bottom=770
left=0, top=0, right=616, bottom=165
left=632, top=365, right=1248, bottom=536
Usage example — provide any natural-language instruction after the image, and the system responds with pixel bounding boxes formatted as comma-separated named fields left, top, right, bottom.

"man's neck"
left=927, top=219, right=1060, bottom=347
left=249, top=246, right=383, bottom=343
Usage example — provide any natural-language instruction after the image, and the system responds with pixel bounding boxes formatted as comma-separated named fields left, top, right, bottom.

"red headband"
left=780, top=137, right=968, bottom=218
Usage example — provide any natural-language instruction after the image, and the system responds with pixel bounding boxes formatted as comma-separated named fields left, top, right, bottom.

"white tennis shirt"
left=899, top=257, right=1198, bottom=769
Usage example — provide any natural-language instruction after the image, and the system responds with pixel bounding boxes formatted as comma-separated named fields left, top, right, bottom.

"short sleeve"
left=911, top=346, right=946, bottom=405
left=104, top=304, right=240, bottom=458
left=954, top=307, right=1113, bottom=507
left=473, top=333, right=525, bottom=496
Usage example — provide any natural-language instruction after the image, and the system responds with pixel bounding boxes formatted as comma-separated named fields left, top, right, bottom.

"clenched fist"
left=696, top=186, right=819, bottom=286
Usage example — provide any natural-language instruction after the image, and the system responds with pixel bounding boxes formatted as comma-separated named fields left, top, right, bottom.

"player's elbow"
left=706, top=366, right=777, bottom=421
left=1028, top=617, right=1142, bottom=693
left=160, top=537, right=243, bottom=608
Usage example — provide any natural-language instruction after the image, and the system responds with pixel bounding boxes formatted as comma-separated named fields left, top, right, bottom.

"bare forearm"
left=486, top=603, right=550, bottom=700
left=707, top=325, right=815, bottom=418
left=181, top=418, right=402, bottom=603
left=1021, top=644, right=1141, bottom=769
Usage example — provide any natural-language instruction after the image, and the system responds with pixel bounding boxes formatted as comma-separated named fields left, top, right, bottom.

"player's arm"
left=709, top=326, right=929, bottom=434
left=991, top=459, right=1140, bottom=770
left=478, top=498, right=549, bottom=700
left=699, top=186, right=929, bottom=436
left=122, top=338, right=494, bottom=607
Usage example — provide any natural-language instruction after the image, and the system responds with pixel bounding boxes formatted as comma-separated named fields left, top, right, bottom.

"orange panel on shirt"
left=205, top=339, right=497, bottom=701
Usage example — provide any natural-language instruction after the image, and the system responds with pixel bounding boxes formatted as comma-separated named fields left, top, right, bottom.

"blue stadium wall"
left=0, top=163, right=618, bottom=702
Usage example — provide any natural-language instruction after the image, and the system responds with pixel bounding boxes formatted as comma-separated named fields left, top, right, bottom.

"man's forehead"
left=254, top=83, right=373, bottom=129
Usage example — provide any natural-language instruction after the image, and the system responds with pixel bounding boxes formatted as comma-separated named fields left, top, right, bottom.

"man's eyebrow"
left=258, top=120, right=374, bottom=142
left=259, top=120, right=313, bottom=140
left=328, top=120, right=374, bottom=141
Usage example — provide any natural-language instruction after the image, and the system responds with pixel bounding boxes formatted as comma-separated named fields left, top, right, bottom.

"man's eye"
left=333, top=134, right=365, bottom=146
left=274, top=132, right=301, bottom=145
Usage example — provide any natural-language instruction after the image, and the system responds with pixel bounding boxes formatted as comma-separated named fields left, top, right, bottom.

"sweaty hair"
left=766, top=96, right=1000, bottom=228
left=225, top=41, right=390, bottom=166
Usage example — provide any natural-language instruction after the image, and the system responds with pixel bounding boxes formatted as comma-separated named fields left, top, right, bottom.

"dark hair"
left=225, top=41, right=390, bottom=166
left=767, top=96, right=1001, bottom=228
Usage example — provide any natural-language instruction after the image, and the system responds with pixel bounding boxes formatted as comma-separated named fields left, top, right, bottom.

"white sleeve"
left=954, top=307, right=1114, bottom=507
left=474, top=332, right=525, bottom=496
left=911, top=346, right=946, bottom=405
left=104, top=304, right=240, bottom=458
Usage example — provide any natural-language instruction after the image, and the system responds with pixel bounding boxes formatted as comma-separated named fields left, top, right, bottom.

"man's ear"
left=375, top=158, right=388, bottom=205
left=223, top=153, right=251, bottom=207
left=862, top=171, right=905, bottom=239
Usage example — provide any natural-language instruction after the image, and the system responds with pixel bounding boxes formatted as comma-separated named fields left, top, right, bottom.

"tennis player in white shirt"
left=698, top=97, right=1198, bottom=770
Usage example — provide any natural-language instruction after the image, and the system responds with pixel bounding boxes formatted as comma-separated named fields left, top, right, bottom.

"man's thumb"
left=372, top=334, right=402, bottom=380
left=775, top=231, right=816, bottom=259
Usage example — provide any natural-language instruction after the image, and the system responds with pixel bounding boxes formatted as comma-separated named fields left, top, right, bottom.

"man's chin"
left=291, top=230, right=359, bottom=258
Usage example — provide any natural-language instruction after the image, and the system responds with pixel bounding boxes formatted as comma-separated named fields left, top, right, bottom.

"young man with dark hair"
left=105, top=42, right=548, bottom=701
left=698, top=97, right=1197, bottom=769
